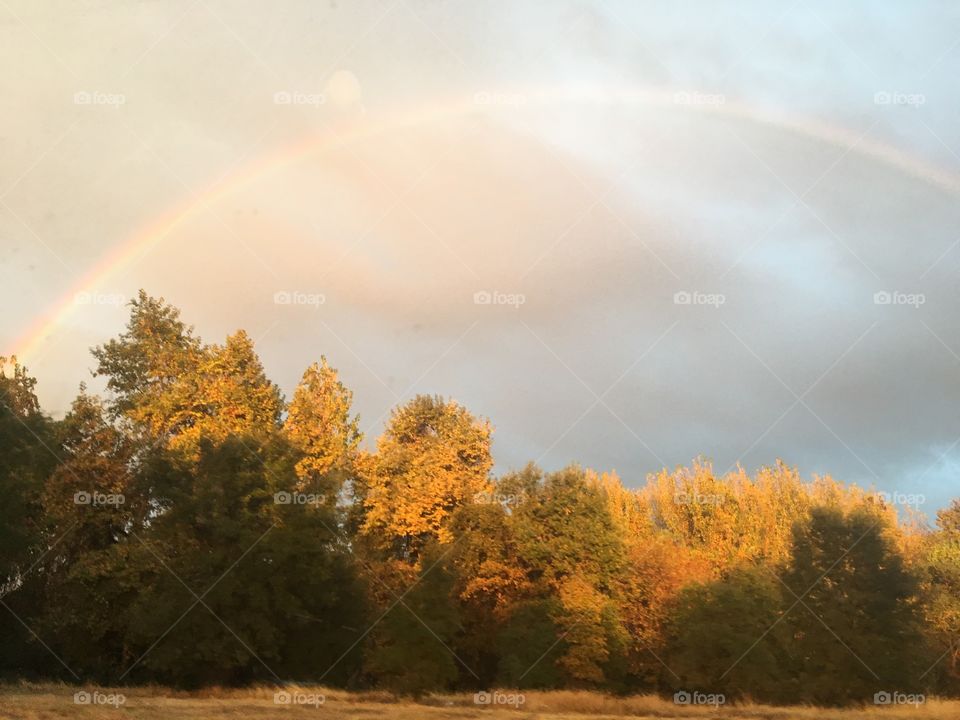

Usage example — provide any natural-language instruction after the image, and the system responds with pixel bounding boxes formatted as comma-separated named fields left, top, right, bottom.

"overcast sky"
left=2, top=1, right=959, bottom=515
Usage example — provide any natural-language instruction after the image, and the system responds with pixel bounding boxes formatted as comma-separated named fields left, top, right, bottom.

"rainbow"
left=13, top=84, right=960, bottom=364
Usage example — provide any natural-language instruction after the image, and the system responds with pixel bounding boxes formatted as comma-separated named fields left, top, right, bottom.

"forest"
left=1, top=291, right=958, bottom=707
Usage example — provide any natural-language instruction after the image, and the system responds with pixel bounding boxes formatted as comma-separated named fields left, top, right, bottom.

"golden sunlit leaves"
left=359, top=395, right=493, bottom=559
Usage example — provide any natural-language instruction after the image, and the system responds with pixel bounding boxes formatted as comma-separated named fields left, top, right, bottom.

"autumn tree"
left=509, top=465, right=629, bottom=687
left=42, top=390, right=140, bottom=557
left=616, top=536, right=711, bottom=687
left=283, top=357, right=361, bottom=496
left=447, top=501, right=530, bottom=685
left=3, top=291, right=956, bottom=701
left=94, top=292, right=282, bottom=456
left=357, top=395, right=492, bottom=562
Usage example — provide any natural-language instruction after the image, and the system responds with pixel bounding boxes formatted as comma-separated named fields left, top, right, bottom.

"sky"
left=2, top=0, right=959, bottom=515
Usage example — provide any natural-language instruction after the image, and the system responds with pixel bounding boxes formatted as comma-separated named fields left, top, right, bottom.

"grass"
left=0, top=683, right=955, bottom=719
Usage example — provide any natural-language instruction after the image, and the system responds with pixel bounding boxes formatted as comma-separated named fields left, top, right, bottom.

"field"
left=0, top=685, right=956, bottom=720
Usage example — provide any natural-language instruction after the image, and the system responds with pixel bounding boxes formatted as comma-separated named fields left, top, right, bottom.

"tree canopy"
left=0, top=292, right=954, bottom=705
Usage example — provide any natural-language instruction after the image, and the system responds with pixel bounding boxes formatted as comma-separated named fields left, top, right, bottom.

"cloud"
left=3, top=0, right=959, bottom=514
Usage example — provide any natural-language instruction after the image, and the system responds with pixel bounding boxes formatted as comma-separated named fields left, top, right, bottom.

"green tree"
left=511, top=466, right=624, bottom=591
left=783, top=506, right=928, bottom=705
left=34, top=389, right=146, bottom=680
left=496, top=599, right=564, bottom=689
left=924, top=500, right=960, bottom=690
left=666, top=566, right=789, bottom=701
left=91, top=290, right=202, bottom=427
left=0, top=358, right=53, bottom=587
left=124, top=435, right=359, bottom=686
left=0, top=358, right=56, bottom=678
left=364, top=543, right=462, bottom=695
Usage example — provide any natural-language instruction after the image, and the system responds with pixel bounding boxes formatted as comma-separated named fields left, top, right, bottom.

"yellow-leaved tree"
left=93, top=292, right=282, bottom=457
left=164, top=329, right=283, bottom=455
left=358, top=394, right=492, bottom=562
left=283, top=357, right=361, bottom=494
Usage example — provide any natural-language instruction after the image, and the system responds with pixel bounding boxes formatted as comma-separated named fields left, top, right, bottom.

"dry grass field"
left=0, top=684, right=956, bottom=720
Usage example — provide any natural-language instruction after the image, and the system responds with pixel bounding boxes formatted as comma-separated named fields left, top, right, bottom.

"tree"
left=358, top=395, right=492, bottom=561
left=510, top=466, right=629, bottom=687
left=155, top=330, right=283, bottom=456
left=284, top=357, right=361, bottom=494
left=92, top=290, right=202, bottom=427
left=447, top=502, right=530, bottom=685
left=42, top=390, right=139, bottom=559
left=782, top=506, right=928, bottom=705
left=666, top=566, right=789, bottom=702
left=0, top=358, right=53, bottom=587
left=616, top=536, right=712, bottom=687
left=511, top=466, right=624, bottom=592
left=364, top=543, right=461, bottom=695
left=496, top=599, right=564, bottom=689
left=124, top=434, right=360, bottom=686
left=93, top=293, right=282, bottom=455
left=924, top=500, right=960, bottom=690
left=0, top=358, right=56, bottom=678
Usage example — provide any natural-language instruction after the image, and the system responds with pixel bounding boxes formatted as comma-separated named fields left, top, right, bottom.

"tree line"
left=0, top=290, right=958, bottom=705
